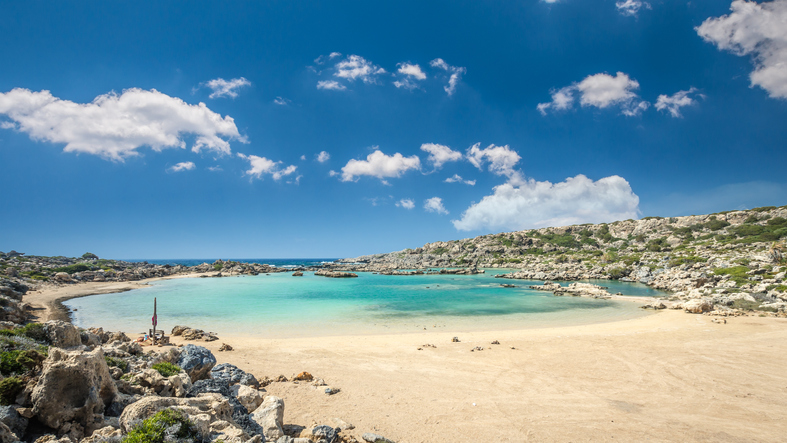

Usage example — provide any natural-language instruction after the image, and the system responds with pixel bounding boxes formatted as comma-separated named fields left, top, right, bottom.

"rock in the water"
left=362, top=433, right=395, bottom=443
left=31, top=347, right=118, bottom=438
left=292, top=272, right=303, bottom=277
left=250, top=395, right=285, bottom=441
left=211, top=363, right=259, bottom=388
left=177, top=344, right=217, bottom=382
left=43, top=320, right=82, bottom=348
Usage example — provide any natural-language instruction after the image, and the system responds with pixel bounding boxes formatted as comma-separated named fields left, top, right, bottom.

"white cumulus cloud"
left=0, top=88, right=244, bottom=161
left=334, top=55, right=386, bottom=84
left=424, top=197, right=449, bottom=215
left=316, top=151, right=330, bottom=163
left=202, top=77, right=251, bottom=99
left=697, top=0, right=787, bottom=99
left=317, top=80, right=347, bottom=91
left=420, top=143, right=462, bottom=169
left=655, top=87, right=702, bottom=117
left=394, top=62, right=427, bottom=90
left=537, top=72, right=649, bottom=116
left=444, top=174, right=476, bottom=186
left=167, top=161, right=196, bottom=173
left=396, top=198, right=415, bottom=209
left=452, top=175, right=640, bottom=231
left=237, top=153, right=297, bottom=181
left=466, top=143, right=522, bottom=179
left=273, top=97, right=291, bottom=105
left=340, top=149, right=421, bottom=182
left=429, top=58, right=466, bottom=96
left=616, top=0, right=651, bottom=16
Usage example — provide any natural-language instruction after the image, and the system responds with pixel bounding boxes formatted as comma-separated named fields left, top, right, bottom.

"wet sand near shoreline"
left=26, top=278, right=787, bottom=442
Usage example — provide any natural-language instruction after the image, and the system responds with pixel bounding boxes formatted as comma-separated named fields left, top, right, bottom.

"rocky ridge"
left=334, top=205, right=787, bottom=315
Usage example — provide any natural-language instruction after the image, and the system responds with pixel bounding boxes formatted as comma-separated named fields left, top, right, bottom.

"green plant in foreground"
left=0, top=349, right=46, bottom=376
left=123, top=409, right=199, bottom=443
left=0, top=377, right=23, bottom=406
left=105, top=356, right=129, bottom=372
left=151, top=362, right=181, bottom=377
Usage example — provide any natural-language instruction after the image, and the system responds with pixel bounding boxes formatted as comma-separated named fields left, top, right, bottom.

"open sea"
left=66, top=259, right=666, bottom=338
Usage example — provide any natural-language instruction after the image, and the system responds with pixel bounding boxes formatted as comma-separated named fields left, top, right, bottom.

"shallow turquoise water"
left=66, top=270, right=665, bottom=338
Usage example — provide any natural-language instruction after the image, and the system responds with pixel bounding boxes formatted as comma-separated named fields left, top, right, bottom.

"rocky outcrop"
left=44, top=320, right=82, bottom=348
left=31, top=347, right=118, bottom=439
left=176, top=344, right=217, bottom=382
left=250, top=395, right=285, bottom=441
left=314, top=270, right=358, bottom=278
left=211, top=363, right=260, bottom=388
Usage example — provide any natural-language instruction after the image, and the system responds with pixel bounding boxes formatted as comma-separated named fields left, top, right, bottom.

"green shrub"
left=0, top=323, right=49, bottom=345
left=213, top=263, right=224, bottom=271
left=766, top=284, right=787, bottom=293
left=432, top=247, right=448, bottom=255
left=105, top=356, right=129, bottom=372
left=732, top=224, right=765, bottom=237
left=123, top=409, right=199, bottom=443
left=646, top=238, right=670, bottom=252
left=621, top=254, right=641, bottom=266
left=537, top=233, right=580, bottom=249
left=151, top=362, right=181, bottom=377
left=703, top=217, right=731, bottom=231
left=669, top=255, right=708, bottom=267
left=51, top=264, right=91, bottom=274
left=752, top=206, right=776, bottom=212
left=607, top=267, right=626, bottom=279
left=81, top=252, right=99, bottom=259
left=713, top=266, right=751, bottom=286
left=0, top=349, right=45, bottom=375
left=0, top=377, right=23, bottom=406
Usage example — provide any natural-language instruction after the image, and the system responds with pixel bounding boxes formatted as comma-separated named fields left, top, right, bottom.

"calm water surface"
left=66, top=269, right=665, bottom=338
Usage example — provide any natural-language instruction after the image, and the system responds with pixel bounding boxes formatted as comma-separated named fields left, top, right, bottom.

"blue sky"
left=1, top=0, right=786, bottom=259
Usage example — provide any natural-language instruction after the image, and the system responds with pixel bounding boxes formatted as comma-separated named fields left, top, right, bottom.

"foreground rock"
left=177, top=344, right=217, bottom=382
left=31, top=347, right=118, bottom=439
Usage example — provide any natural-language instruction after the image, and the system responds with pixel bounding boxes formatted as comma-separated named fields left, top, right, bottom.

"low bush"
left=151, top=362, right=181, bottom=377
left=105, top=356, right=129, bottom=372
left=123, top=409, right=198, bottom=443
left=0, top=349, right=45, bottom=375
left=51, top=264, right=91, bottom=274
left=0, top=377, right=23, bottom=406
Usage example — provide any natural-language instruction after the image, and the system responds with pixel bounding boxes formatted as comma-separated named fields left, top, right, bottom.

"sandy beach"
left=25, top=279, right=787, bottom=442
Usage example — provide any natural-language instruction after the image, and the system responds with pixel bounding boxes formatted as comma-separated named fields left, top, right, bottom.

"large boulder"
left=177, top=344, right=216, bottom=382
left=250, top=396, right=285, bottom=441
left=231, top=384, right=263, bottom=412
left=31, top=348, right=118, bottom=438
left=211, top=363, right=260, bottom=388
left=119, top=393, right=232, bottom=434
left=187, top=379, right=263, bottom=438
left=683, top=298, right=713, bottom=314
left=134, top=369, right=192, bottom=398
left=43, top=320, right=82, bottom=348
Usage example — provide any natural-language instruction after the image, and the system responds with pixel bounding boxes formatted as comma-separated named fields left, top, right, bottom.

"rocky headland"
left=334, top=205, right=787, bottom=315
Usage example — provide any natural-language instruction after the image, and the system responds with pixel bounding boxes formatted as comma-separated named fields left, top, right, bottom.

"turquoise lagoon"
left=65, top=269, right=666, bottom=338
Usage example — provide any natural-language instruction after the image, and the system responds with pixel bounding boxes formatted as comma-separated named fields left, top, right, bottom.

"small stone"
left=324, top=387, right=340, bottom=395
left=452, top=337, right=460, bottom=343
left=293, top=371, right=313, bottom=381
left=491, top=340, right=500, bottom=345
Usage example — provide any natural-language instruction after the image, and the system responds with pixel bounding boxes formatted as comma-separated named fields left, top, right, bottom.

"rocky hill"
left=336, top=205, right=787, bottom=311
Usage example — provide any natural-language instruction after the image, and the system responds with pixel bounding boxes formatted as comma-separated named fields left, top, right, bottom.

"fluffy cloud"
left=396, top=198, right=415, bottom=209
left=335, top=55, right=386, bottom=84
left=466, top=143, right=522, bottom=179
left=273, top=97, right=291, bottom=105
left=0, top=88, right=244, bottom=161
left=424, top=197, right=449, bottom=215
left=697, top=0, right=787, bottom=99
left=340, top=149, right=421, bottom=182
left=429, top=58, right=466, bottom=96
left=444, top=174, right=476, bottom=186
left=537, top=72, right=649, bottom=116
left=237, top=153, right=297, bottom=181
left=420, top=143, right=462, bottom=169
left=202, top=77, right=251, bottom=99
left=316, top=151, right=330, bottom=163
left=452, top=175, right=640, bottom=231
left=394, top=63, right=427, bottom=90
left=167, top=161, right=196, bottom=173
left=615, top=0, right=651, bottom=16
left=655, top=88, right=702, bottom=117
left=316, top=80, right=347, bottom=91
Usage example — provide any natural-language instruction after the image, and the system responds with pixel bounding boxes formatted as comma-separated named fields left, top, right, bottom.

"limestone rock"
left=43, top=320, right=82, bottom=348
left=0, top=405, right=26, bottom=439
left=362, top=433, right=395, bottom=443
left=231, top=384, right=263, bottom=412
left=118, top=393, right=233, bottom=434
left=31, top=347, right=118, bottom=438
left=683, top=299, right=713, bottom=314
left=171, top=325, right=189, bottom=336
left=211, top=363, right=259, bottom=388
left=0, top=419, right=20, bottom=443
left=250, top=395, right=285, bottom=441
left=309, top=425, right=337, bottom=443
left=177, top=344, right=217, bottom=382
left=54, top=272, right=72, bottom=283
left=80, top=425, right=122, bottom=443
left=293, top=372, right=313, bottom=381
